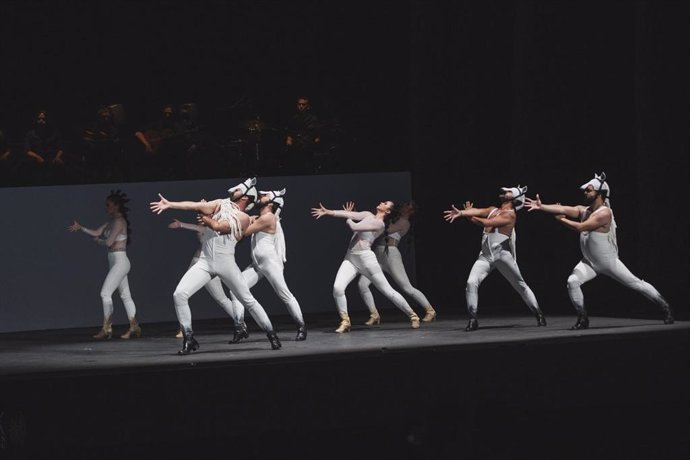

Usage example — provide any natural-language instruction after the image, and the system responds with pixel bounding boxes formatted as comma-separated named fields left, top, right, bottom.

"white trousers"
left=567, top=258, right=669, bottom=315
left=333, top=249, right=414, bottom=317
left=230, top=259, right=304, bottom=327
left=173, top=253, right=274, bottom=332
left=187, top=256, right=236, bottom=319
left=358, top=246, right=431, bottom=314
left=465, top=249, right=540, bottom=317
left=100, top=251, right=137, bottom=320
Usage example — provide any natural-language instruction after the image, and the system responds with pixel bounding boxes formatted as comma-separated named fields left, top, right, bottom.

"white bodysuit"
left=99, top=218, right=137, bottom=321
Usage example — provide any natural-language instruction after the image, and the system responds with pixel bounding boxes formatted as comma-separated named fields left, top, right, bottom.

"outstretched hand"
left=67, top=220, right=82, bottom=232
left=342, top=201, right=355, bottom=212
left=524, top=194, right=542, bottom=212
left=150, top=193, right=170, bottom=214
left=463, top=201, right=474, bottom=210
left=168, top=219, right=181, bottom=229
left=443, top=205, right=463, bottom=223
left=311, top=202, right=330, bottom=219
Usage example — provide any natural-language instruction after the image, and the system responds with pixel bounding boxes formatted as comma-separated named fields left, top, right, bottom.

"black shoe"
left=267, top=332, right=282, bottom=350
left=536, top=313, right=547, bottom=327
left=295, top=325, right=307, bottom=341
left=229, top=323, right=249, bottom=344
left=465, top=318, right=478, bottom=332
left=662, top=305, right=675, bottom=325
left=570, top=315, right=589, bottom=330
left=178, top=332, right=200, bottom=355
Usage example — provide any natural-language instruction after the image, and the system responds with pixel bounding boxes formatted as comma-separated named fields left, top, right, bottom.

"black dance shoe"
left=229, top=323, right=249, bottom=344
left=178, top=332, right=200, bottom=355
left=465, top=318, right=478, bottom=332
left=570, top=315, right=589, bottom=330
left=295, top=325, right=307, bottom=341
left=267, top=332, right=282, bottom=350
left=662, top=305, right=675, bottom=325
left=536, top=313, right=547, bottom=327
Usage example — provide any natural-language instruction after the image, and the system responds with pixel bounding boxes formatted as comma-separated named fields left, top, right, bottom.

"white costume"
left=464, top=186, right=543, bottom=324
left=357, top=220, right=432, bottom=314
left=230, top=189, right=305, bottom=332
left=331, top=210, right=417, bottom=321
left=566, top=174, right=671, bottom=320
left=98, top=219, right=137, bottom=321
left=173, top=184, right=276, bottom=337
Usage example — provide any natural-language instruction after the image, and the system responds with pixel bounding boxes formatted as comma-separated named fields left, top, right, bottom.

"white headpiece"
left=580, top=172, right=610, bottom=199
left=500, top=185, right=528, bottom=210
left=227, top=177, right=258, bottom=211
left=259, top=188, right=286, bottom=216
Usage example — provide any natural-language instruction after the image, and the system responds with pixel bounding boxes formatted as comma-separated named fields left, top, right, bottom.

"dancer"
left=68, top=190, right=142, bottom=340
left=229, top=188, right=307, bottom=342
left=311, top=200, right=421, bottom=333
left=357, top=201, right=436, bottom=325
left=168, top=218, right=236, bottom=338
left=524, top=173, right=673, bottom=329
left=444, top=185, right=545, bottom=331
left=150, top=177, right=282, bottom=353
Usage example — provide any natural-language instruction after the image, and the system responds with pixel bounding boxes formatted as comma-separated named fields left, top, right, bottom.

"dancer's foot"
left=364, top=311, right=380, bottom=326
left=120, top=319, right=142, bottom=339
left=295, top=325, right=307, bottom=341
left=662, top=304, right=675, bottom=325
left=410, top=313, right=421, bottom=329
left=335, top=314, right=351, bottom=333
left=178, top=331, right=200, bottom=355
left=229, top=323, right=249, bottom=344
left=93, top=318, right=112, bottom=340
left=465, top=318, right=478, bottom=332
left=175, top=329, right=183, bottom=339
left=570, top=315, right=589, bottom=330
left=536, top=313, right=547, bottom=327
left=267, top=332, right=282, bottom=350
left=422, top=305, right=437, bottom=322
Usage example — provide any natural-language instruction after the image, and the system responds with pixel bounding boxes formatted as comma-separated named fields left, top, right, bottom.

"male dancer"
left=150, top=177, right=282, bottom=353
left=444, top=185, right=546, bottom=331
left=229, top=188, right=307, bottom=342
left=524, top=173, right=674, bottom=329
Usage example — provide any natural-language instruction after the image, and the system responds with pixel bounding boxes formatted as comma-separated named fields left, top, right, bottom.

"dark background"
left=0, top=0, right=688, bottom=320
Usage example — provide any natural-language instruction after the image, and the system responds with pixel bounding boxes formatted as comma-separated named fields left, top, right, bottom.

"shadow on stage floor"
left=0, top=312, right=688, bottom=459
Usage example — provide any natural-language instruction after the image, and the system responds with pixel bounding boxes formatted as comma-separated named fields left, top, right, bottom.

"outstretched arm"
left=311, top=202, right=371, bottom=221
left=471, top=212, right=515, bottom=229
left=150, top=194, right=220, bottom=215
left=556, top=207, right=611, bottom=233
left=168, top=219, right=205, bottom=233
left=444, top=202, right=493, bottom=223
left=524, top=194, right=581, bottom=219
left=68, top=221, right=106, bottom=237
left=346, top=218, right=384, bottom=233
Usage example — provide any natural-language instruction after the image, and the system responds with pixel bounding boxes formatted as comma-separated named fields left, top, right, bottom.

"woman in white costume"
left=168, top=218, right=236, bottom=339
left=68, top=190, right=142, bottom=340
left=150, top=178, right=282, bottom=354
left=311, top=200, right=421, bottom=333
left=229, top=189, right=307, bottom=342
left=444, top=186, right=546, bottom=332
left=524, top=172, right=673, bottom=329
left=357, top=201, right=436, bottom=325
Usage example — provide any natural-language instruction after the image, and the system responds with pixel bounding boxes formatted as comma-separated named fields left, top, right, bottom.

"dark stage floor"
left=1, top=313, right=688, bottom=459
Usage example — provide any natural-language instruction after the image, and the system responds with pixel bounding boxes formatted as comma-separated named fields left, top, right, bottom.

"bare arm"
left=150, top=194, right=220, bottom=215
left=168, top=219, right=205, bottom=233
left=100, top=218, right=125, bottom=248
left=471, top=212, right=515, bottom=229
left=444, top=203, right=494, bottom=223
left=556, top=207, right=611, bottom=233
left=68, top=221, right=107, bottom=237
left=244, top=213, right=276, bottom=236
left=524, top=194, right=582, bottom=219
left=199, top=215, right=231, bottom=234
left=311, top=202, right=372, bottom=221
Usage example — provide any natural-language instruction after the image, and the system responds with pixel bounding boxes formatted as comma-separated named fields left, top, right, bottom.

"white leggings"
left=100, top=251, right=137, bottom=320
left=465, top=249, right=540, bottom=317
left=567, top=258, right=669, bottom=315
left=187, top=256, right=236, bottom=319
left=333, top=250, right=414, bottom=317
left=358, top=245, right=431, bottom=313
left=230, top=259, right=304, bottom=327
left=173, top=254, right=274, bottom=332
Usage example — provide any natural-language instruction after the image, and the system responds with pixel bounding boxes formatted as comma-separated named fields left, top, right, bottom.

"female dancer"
left=311, top=200, right=421, bottom=333
left=357, top=201, right=436, bottom=325
left=168, top=218, right=237, bottom=338
left=68, top=190, right=141, bottom=339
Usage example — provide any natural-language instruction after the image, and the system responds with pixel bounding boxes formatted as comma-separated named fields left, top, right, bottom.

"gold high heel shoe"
left=335, top=313, right=351, bottom=333
left=422, top=305, right=437, bottom=322
left=364, top=309, right=381, bottom=326
left=409, top=313, right=421, bottom=329
left=93, top=317, right=113, bottom=340
left=175, top=329, right=183, bottom=338
left=120, top=319, right=142, bottom=339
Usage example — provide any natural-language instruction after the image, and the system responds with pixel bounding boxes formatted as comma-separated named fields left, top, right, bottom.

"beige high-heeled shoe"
left=120, top=319, right=142, bottom=339
left=409, top=312, right=421, bottom=329
left=422, top=305, right=437, bottom=322
left=364, top=309, right=381, bottom=326
left=93, top=317, right=113, bottom=340
left=335, top=313, right=351, bottom=333
left=175, top=329, right=183, bottom=338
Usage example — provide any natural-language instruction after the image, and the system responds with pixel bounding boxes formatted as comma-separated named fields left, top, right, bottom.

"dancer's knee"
left=567, top=275, right=582, bottom=291
left=173, top=287, right=189, bottom=305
